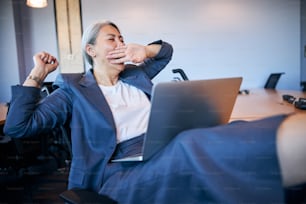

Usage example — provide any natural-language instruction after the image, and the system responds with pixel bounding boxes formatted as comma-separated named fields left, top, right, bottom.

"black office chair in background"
left=172, top=68, right=189, bottom=81
left=301, top=81, right=306, bottom=92
left=264, top=72, right=285, bottom=89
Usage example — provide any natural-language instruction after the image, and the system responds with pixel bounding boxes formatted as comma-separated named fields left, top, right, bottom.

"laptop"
left=111, top=77, right=242, bottom=162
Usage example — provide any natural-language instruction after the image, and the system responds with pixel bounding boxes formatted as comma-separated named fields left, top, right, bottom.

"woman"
left=4, top=20, right=306, bottom=203
left=4, top=20, right=172, bottom=190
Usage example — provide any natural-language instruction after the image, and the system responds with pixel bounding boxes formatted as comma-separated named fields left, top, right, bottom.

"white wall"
left=81, top=0, right=301, bottom=90
left=301, top=0, right=306, bottom=83
left=0, top=0, right=58, bottom=103
left=20, top=0, right=58, bottom=82
left=0, top=0, right=20, bottom=103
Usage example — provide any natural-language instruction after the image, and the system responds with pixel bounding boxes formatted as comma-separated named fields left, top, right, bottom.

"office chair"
left=264, top=72, right=285, bottom=89
left=172, top=68, right=189, bottom=81
left=301, top=81, right=306, bottom=92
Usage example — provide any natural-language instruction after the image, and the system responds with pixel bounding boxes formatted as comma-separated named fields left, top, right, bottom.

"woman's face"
left=90, top=24, right=125, bottom=70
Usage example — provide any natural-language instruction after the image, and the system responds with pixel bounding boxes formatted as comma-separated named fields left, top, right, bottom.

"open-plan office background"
left=0, top=0, right=305, bottom=102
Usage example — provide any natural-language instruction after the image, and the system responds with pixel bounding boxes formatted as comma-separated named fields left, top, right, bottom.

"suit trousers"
left=100, top=114, right=287, bottom=204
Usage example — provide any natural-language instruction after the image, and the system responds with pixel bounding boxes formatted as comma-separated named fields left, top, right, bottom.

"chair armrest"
left=59, top=188, right=117, bottom=204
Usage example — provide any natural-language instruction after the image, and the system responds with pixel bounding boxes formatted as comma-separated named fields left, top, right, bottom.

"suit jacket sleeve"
left=3, top=84, right=73, bottom=138
left=125, top=40, right=173, bottom=79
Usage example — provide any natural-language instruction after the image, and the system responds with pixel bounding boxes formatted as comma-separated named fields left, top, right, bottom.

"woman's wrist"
left=26, top=75, right=43, bottom=87
left=23, top=68, right=46, bottom=88
left=145, top=44, right=162, bottom=58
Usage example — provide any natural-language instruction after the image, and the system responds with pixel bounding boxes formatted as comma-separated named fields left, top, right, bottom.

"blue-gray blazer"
left=4, top=40, right=173, bottom=191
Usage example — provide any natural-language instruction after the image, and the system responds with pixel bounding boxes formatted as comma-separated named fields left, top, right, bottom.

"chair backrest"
left=172, top=68, right=189, bottom=81
left=301, top=82, right=306, bottom=92
left=264, top=72, right=285, bottom=89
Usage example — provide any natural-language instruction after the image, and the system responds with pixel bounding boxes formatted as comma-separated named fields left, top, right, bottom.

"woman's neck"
left=93, top=68, right=119, bottom=86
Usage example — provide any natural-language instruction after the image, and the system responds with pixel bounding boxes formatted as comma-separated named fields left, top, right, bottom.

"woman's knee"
left=276, top=113, right=306, bottom=187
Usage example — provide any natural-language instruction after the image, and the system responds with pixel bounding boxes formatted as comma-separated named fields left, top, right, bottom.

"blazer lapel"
left=78, top=70, right=115, bottom=128
left=120, top=73, right=153, bottom=96
left=76, top=68, right=154, bottom=127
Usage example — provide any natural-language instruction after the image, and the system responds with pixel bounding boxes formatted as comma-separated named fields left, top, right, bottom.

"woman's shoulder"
left=53, top=73, right=84, bottom=89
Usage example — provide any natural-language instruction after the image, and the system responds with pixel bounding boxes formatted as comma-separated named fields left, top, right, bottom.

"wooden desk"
left=1, top=90, right=305, bottom=124
left=230, top=89, right=306, bottom=121
left=0, top=103, right=8, bottom=125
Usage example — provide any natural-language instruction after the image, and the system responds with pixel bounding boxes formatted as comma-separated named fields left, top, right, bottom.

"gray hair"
left=81, top=20, right=120, bottom=66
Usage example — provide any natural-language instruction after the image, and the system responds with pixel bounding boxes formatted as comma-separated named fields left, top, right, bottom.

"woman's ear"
left=86, top=44, right=96, bottom=57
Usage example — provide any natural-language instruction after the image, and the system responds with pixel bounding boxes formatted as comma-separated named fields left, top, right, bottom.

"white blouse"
left=99, top=80, right=151, bottom=143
